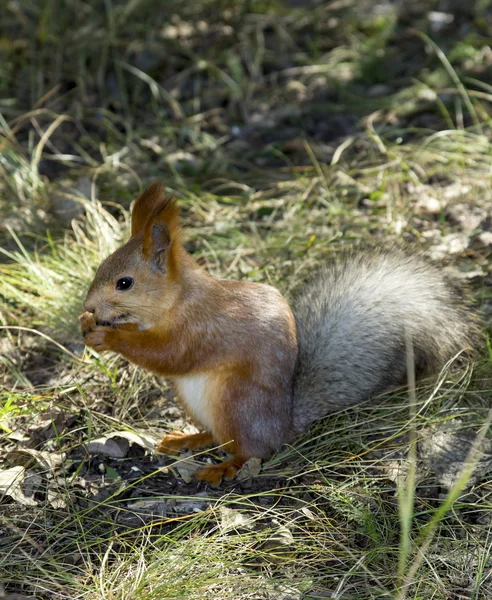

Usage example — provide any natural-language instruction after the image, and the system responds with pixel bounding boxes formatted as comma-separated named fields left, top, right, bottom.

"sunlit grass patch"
left=0, top=193, right=127, bottom=334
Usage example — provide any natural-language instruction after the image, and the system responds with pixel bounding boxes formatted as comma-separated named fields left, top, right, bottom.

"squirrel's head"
left=83, top=182, right=186, bottom=329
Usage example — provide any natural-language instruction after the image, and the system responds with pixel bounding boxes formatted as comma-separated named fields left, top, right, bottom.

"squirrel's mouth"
left=96, top=314, right=131, bottom=327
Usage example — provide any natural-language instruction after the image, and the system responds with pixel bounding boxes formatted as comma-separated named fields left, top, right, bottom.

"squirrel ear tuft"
left=132, top=181, right=172, bottom=237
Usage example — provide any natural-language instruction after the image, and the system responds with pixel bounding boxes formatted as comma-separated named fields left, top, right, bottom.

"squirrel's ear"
left=147, top=221, right=172, bottom=273
left=142, top=194, right=180, bottom=273
left=131, top=181, right=166, bottom=237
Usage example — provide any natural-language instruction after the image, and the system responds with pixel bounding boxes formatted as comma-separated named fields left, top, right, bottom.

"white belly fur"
left=174, top=374, right=214, bottom=431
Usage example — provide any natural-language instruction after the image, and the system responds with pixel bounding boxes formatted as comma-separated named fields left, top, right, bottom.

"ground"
left=1, top=0, right=492, bottom=598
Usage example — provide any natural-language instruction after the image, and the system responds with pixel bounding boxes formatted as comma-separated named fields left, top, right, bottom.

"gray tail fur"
left=291, top=247, right=478, bottom=434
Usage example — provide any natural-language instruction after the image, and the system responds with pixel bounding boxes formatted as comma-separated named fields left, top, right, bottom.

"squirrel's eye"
left=116, top=277, right=134, bottom=291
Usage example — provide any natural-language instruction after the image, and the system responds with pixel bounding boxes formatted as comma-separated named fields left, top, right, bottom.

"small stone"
left=415, top=195, right=441, bottom=214
left=445, top=203, right=487, bottom=233
left=442, top=182, right=471, bottom=201
left=472, top=231, right=492, bottom=248
left=428, top=233, right=469, bottom=260
left=421, top=229, right=442, bottom=242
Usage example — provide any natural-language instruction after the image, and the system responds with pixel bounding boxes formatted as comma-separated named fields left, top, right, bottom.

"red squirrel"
left=80, top=182, right=476, bottom=485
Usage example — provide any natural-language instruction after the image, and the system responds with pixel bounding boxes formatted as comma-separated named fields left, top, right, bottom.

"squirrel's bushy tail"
left=291, top=248, right=477, bottom=434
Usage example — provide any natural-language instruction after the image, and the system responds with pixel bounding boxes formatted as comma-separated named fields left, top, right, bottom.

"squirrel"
left=79, top=182, right=477, bottom=485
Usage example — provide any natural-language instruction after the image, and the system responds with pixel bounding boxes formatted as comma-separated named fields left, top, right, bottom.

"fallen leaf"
left=256, top=521, right=296, bottom=564
left=103, top=430, right=159, bottom=451
left=176, top=459, right=201, bottom=483
left=118, top=500, right=171, bottom=526
left=219, top=507, right=255, bottom=532
left=173, top=493, right=212, bottom=514
left=47, top=489, right=69, bottom=509
left=85, top=437, right=129, bottom=458
left=23, top=471, right=43, bottom=501
left=6, top=449, right=63, bottom=472
left=0, top=466, right=37, bottom=506
left=28, top=409, right=77, bottom=448
left=237, top=457, right=262, bottom=481
left=84, top=430, right=160, bottom=458
left=120, top=492, right=213, bottom=525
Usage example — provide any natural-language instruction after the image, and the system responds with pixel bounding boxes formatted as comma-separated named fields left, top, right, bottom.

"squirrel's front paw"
left=78, top=311, right=96, bottom=336
left=83, top=325, right=111, bottom=352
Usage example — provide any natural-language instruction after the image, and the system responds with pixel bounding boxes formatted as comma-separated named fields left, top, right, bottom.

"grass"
left=1, top=0, right=492, bottom=598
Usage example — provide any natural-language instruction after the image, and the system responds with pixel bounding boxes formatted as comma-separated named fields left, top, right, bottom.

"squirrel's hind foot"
left=194, top=456, right=247, bottom=486
left=156, top=431, right=214, bottom=454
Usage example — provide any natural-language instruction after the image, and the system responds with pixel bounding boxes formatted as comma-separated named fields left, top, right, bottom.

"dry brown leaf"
left=85, top=430, right=160, bottom=457
left=85, top=437, right=129, bottom=458
left=0, top=466, right=37, bottom=506
left=6, top=449, right=63, bottom=472
left=237, top=457, right=262, bottom=481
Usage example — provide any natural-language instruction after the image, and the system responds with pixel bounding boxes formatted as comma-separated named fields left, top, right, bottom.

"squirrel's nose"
left=83, top=303, right=95, bottom=314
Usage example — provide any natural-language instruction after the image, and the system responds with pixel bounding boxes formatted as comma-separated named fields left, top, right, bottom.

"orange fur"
left=131, top=182, right=179, bottom=238
left=156, top=431, right=214, bottom=454
left=82, top=181, right=298, bottom=484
